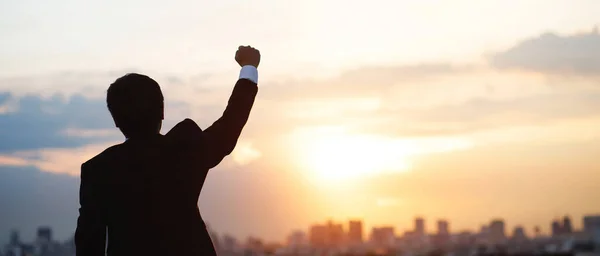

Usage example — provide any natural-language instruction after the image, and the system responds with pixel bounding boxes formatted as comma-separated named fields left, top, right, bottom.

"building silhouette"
left=415, top=217, right=425, bottom=237
left=437, top=220, right=449, bottom=235
left=287, top=230, right=307, bottom=248
left=348, top=220, right=364, bottom=245
left=309, top=224, right=328, bottom=248
left=583, top=215, right=600, bottom=244
left=9, top=230, right=20, bottom=246
left=563, top=215, right=573, bottom=234
left=37, top=227, right=52, bottom=244
left=327, top=220, right=344, bottom=247
left=552, top=219, right=562, bottom=237
left=370, top=227, right=395, bottom=248
left=489, top=219, right=506, bottom=244
left=512, top=226, right=527, bottom=241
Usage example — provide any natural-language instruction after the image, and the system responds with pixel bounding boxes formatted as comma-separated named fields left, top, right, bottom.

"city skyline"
left=5, top=214, right=599, bottom=255
left=4, top=213, right=599, bottom=247
left=2, top=0, right=600, bottom=245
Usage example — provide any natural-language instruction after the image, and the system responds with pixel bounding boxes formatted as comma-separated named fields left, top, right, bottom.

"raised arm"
left=164, top=46, right=260, bottom=169
left=202, top=46, right=260, bottom=168
left=75, top=163, right=106, bottom=256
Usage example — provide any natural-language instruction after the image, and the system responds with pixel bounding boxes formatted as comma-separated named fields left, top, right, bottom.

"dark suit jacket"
left=75, top=78, right=258, bottom=256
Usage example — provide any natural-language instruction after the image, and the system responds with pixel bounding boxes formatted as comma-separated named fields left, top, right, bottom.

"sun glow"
left=290, top=127, right=411, bottom=182
left=290, top=126, right=474, bottom=183
left=302, top=134, right=412, bottom=181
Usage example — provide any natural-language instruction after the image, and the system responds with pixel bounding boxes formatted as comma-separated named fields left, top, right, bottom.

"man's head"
left=107, top=73, right=164, bottom=138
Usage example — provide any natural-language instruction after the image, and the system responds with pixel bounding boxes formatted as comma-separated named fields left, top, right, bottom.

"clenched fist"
left=235, top=45, right=261, bottom=68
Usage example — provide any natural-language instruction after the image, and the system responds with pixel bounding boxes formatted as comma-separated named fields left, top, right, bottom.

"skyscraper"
left=348, top=220, right=364, bottom=245
left=287, top=230, right=307, bottom=247
left=309, top=224, right=328, bottom=248
left=584, top=215, right=600, bottom=231
left=415, top=217, right=425, bottom=236
left=370, top=227, right=395, bottom=247
left=437, top=220, right=449, bottom=235
left=9, top=230, right=20, bottom=246
left=563, top=216, right=573, bottom=234
left=583, top=215, right=600, bottom=242
left=551, top=220, right=562, bottom=237
left=489, top=219, right=506, bottom=244
left=512, top=226, right=527, bottom=241
left=37, top=226, right=52, bottom=243
left=327, top=221, right=344, bottom=247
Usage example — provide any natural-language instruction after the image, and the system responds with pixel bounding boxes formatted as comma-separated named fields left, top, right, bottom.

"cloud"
left=0, top=70, right=136, bottom=99
left=3, top=57, right=600, bottom=157
left=0, top=92, right=118, bottom=152
left=361, top=89, right=600, bottom=138
left=231, top=141, right=262, bottom=166
left=61, top=128, right=119, bottom=138
left=0, top=79, right=211, bottom=153
left=489, top=27, right=600, bottom=75
left=0, top=76, right=263, bottom=175
left=252, top=56, right=600, bottom=141
left=258, top=63, right=474, bottom=102
left=0, top=142, right=116, bottom=175
left=0, top=139, right=261, bottom=176
left=1, top=48, right=600, bottom=164
left=0, top=155, right=29, bottom=167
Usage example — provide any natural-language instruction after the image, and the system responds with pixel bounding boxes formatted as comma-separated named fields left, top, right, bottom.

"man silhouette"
left=75, top=46, right=260, bottom=256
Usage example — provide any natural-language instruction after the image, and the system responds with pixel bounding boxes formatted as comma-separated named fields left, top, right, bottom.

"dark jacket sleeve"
left=75, top=162, right=106, bottom=256
left=202, top=78, right=258, bottom=168
left=166, top=78, right=258, bottom=169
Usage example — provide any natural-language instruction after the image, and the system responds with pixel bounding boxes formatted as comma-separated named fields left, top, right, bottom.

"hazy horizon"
left=1, top=0, right=600, bottom=245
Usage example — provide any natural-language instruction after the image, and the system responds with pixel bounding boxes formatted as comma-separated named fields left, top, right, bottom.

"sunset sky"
left=1, top=0, right=600, bottom=245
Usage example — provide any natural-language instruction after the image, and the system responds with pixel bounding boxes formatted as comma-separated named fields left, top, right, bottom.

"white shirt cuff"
left=239, top=65, right=258, bottom=84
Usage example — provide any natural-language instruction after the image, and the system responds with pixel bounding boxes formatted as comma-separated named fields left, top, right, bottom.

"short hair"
left=107, top=73, right=164, bottom=137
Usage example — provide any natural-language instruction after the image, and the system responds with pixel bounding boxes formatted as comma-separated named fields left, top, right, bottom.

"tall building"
left=489, top=219, right=506, bottom=244
left=348, top=220, right=364, bottom=245
left=478, top=225, right=490, bottom=243
left=370, top=227, right=395, bottom=247
left=309, top=224, right=328, bottom=248
left=583, top=215, right=600, bottom=232
left=583, top=215, right=600, bottom=243
left=37, top=226, right=52, bottom=243
left=551, top=220, right=562, bottom=237
left=287, top=230, right=307, bottom=247
left=309, top=221, right=345, bottom=248
left=563, top=216, right=573, bottom=234
left=36, top=226, right=53, bottom=255
left=327, top=221, right=344, bottom=247
left=415, top=217, right=425, bottom=236
left=437, top=220, right=449, bottom=235
left=512, top=226, right=527, bottom=241
left=9, top=230, right=20, bottom=246
left=480, top=225, right=489, bottom=235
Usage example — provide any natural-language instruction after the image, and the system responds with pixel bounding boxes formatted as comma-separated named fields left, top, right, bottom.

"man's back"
left=82, top=124, right=216, bottom=255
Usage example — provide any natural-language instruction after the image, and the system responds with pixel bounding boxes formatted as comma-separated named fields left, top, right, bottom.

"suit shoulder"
left=167, top=119, right=203, bottom=137
left=180, top=118, right=202, bottom=130
left=81, top=143, right=125, bottom=170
